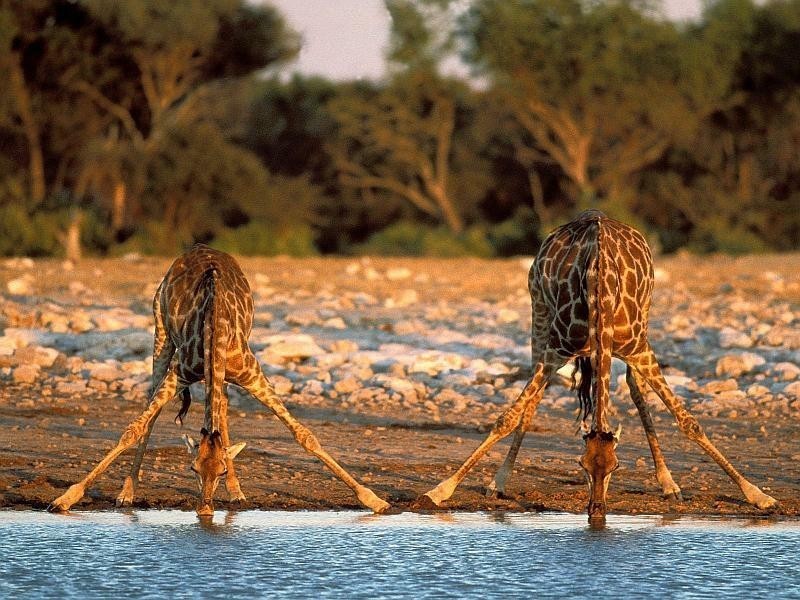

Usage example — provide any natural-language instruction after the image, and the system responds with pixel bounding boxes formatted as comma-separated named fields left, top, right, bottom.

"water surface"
left=2, top=510, right=798, bottom=599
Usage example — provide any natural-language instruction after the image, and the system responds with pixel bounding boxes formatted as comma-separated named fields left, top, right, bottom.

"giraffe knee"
left=493, top=411, right=521, bottom=437
left=294, top=426, right=322, bottom=454
left=681, top=415, right=703, bottom=440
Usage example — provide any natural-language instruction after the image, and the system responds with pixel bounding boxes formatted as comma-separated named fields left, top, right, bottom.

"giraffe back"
left=529, top=210, right=654, bottom=359
left=156, top=244, right=253, bottom=382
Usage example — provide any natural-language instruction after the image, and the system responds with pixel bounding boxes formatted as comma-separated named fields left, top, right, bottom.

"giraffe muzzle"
left=588, top=501, right=607, bottom=519
left=196, top=500, right=215, bottom=517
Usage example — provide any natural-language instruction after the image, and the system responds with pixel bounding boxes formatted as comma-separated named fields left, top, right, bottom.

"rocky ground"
left=0, top=252, right=798, bottom=517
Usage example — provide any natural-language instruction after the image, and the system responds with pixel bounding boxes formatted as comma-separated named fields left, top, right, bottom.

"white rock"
left=385, top=267, right=412, bottom=281
left=385, top=289, right=418, bottom=308
left=12, top=364, right=40, bottom=384
left=497, top=308, right=521, bottom=324
left=654, top=268, right=670, bottom=282
left=784, top=381, right=800, bottom=400
left=772, top=362, right=800, bottom=381
left=7, top=275, right=33, bottom=295
left=409, top=351, right=465, bottom=376
left=85, top=361, right=124, bottom=382
left=715, top=352, right=766, bottom=377
left=260, top=334, right=325, bottom=359
left=323, top=317, right=347, bottom=329
left=718, top=327, right=754, bottom=349
left=56, top=380, right=88, bottom=394
left=371, top=374, right=417, bottom=395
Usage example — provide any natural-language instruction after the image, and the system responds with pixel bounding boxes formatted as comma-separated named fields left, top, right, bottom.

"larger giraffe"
left=49, top=244, right=390, bottom=515
left=418, top=210, right=777, bottom=519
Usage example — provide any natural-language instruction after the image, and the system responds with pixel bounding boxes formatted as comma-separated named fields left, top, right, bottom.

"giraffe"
left=49, top=244, right=390, bottom=515
left=417, top=210, right=777, bottom=519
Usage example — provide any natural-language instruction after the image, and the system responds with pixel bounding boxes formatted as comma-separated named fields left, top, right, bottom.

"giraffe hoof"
left=664, top=490, right=683, bottom=502
left=756, top=494, right=779, bottom=511
left=411, top=494, right=440, bottom=511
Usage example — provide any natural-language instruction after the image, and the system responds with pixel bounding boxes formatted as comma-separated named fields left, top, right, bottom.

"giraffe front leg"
left=241, top=369, right=389, bottom=514
left=218, top=385, right=246, bottom=503
left=632, top=348, right=777, bottom=511
left=486, top=386, right=542, bottom=499
left=626, top=366, right=682, bottom=501
left=419, top=360, right=552, bottom=508
left=117, top=310, right=177, bottom=507
left=49, top=372, right=180, bottom=512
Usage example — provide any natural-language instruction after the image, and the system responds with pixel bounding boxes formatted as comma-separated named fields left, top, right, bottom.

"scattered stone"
left=385, top=289, right=418, bottom=308
left=385, top=267, right=412, bottom=281
left=496, top=308, right=520, bottom=324
left=715, top=352, right=766, bottom=377
left=334, top=377, right=361, bottom=394
left=718, top=327, right=753, bottom=349
left=323, top=317, right=347, bottom=329
left=7, top=275, right=33, bottom=295
left=784, top=381, right=800, bottom=400
left=699, top=379, right=738, bottom=394
left=259, top=334, right=326, bottom=360
left=772, top=362, right=800, bottom=381
left=12, top=364, right=40, bottom=384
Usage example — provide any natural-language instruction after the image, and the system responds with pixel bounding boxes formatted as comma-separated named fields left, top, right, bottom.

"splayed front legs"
left=238, top=366, right=390, bottom=514
left=631, top=347, right=777, bottom=510
left=626, top=366, right=682, bottom=500
left=49, top=371, right=181, bottom=512
left=419, top=361, right=552, bottom=507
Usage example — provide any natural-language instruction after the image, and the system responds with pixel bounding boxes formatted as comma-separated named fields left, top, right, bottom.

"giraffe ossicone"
left=418, top=210, right=777, bottom=518
left=48, top=244, right=390, bottom=515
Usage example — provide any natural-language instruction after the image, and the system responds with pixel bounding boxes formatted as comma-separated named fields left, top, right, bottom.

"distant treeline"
left=0, top=0, right=798, bottom=258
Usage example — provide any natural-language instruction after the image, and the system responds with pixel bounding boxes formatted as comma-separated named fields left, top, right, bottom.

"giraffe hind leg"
left=631, top=347, right=777, bottom=510
left=626, top=365, right=682, bottom=501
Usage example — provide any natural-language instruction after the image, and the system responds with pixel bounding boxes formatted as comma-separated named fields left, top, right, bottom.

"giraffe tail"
left=586, top=216, right=614, bottom=432
left=202, top=268, right=228, bottom=433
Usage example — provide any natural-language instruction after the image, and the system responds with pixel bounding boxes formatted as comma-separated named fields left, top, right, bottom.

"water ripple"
left=1, top=511, right=798, bottom=599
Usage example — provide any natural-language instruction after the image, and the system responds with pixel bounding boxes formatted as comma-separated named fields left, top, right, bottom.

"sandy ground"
left=0, top=253, right=798, bottom=517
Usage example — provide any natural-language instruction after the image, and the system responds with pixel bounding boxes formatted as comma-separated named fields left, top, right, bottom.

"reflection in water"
left=1, top=510, right=798, bottom=599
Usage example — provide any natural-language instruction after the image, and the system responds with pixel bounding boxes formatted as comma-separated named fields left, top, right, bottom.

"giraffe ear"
left=226, top=442, right=246, bottom=460
left=183, top=434, right=199, bottom=455
left=613, top=424, right=622, bottom=444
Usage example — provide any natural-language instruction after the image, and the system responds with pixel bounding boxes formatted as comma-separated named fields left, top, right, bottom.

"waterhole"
left=2, top=510, right=798, bottom=599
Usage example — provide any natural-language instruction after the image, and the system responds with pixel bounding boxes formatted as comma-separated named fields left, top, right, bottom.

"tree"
left=460, top=0, right=699, bottom=217
left=327, top=0, right=474, bottom=233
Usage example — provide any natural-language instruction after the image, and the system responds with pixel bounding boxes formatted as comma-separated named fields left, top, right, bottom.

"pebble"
left=12, top=364, right=40, bottom=384
left=718, top=327, right=754, bottom=349
left=715, top=352, right=766, bottom=377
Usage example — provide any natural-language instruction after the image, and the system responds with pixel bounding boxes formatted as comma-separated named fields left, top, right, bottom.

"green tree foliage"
left=0, top=0, right=798, bottom=257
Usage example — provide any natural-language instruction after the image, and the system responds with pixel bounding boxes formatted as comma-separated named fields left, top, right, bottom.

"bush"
left=212, top=220, right=318, bottom=256
left=356, top=221, right=494, bottom=257
left=486, top=206, right=542, bottom=256
left=0, top=205, right=61, bottom=256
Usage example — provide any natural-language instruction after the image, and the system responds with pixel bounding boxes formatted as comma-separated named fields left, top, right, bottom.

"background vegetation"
left=1, top=0, right=798, bottom=258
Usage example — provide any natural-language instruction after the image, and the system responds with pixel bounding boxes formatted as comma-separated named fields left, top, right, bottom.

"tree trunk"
left=60, top=211, right=84, bottom=262
left=8, top=53, right=45, bottom=205
left=430, top=183, right=464, bottom=234
left=111, top=181, right=126, bottom=232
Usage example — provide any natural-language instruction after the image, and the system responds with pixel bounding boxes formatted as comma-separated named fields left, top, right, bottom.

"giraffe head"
left=183, top=429, right=245, bottom=517
left=579, top=425, right=621, bottom=520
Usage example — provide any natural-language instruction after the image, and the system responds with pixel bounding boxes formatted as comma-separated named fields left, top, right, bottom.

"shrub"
left=356, top=221, right=494, bottom=257
left=212, top=220, right=318, bottom=256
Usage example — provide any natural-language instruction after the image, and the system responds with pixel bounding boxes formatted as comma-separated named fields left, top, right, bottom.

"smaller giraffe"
left=49, top=244, right=390, bottom=515
left=417, top=210, right=777, bottom=519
